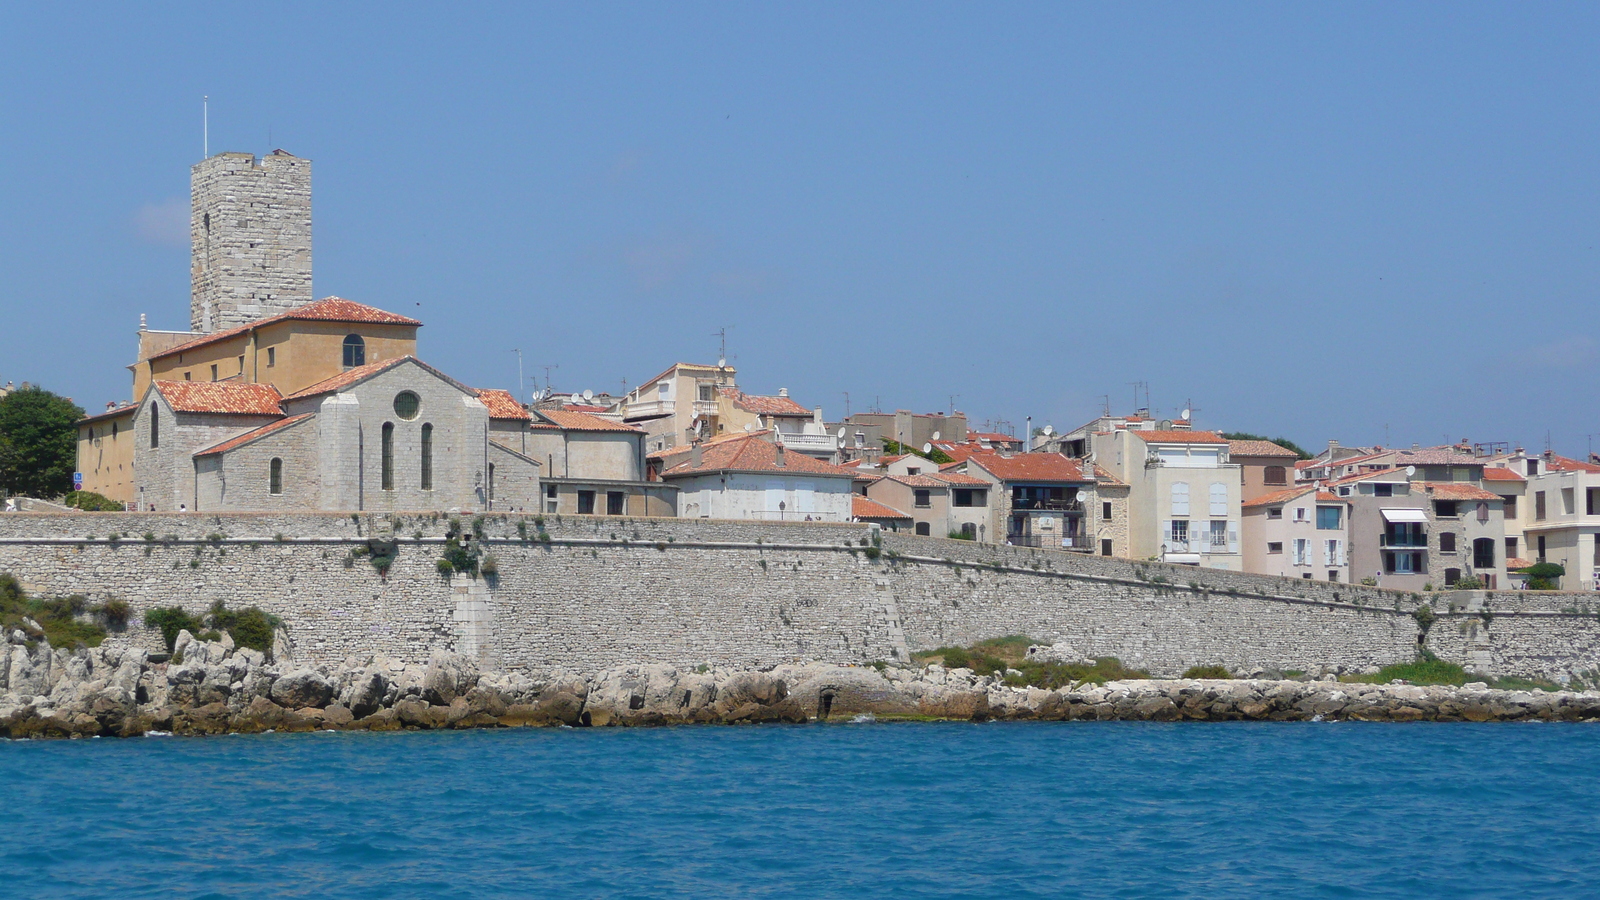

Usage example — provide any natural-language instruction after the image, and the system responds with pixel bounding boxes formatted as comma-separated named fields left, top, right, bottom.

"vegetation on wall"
left=0, top=386, right=84, bottom=498
left=143, top=600, right=279, bottom=653
left=0, top=572, right=110, bottom=649
left=912, top=635, right=1150, bottom=688
left=62, top=490, right=124, bottom=511
left=881, top=438, right=954, bottom=465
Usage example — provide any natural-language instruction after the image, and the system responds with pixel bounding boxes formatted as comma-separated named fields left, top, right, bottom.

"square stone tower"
left=190, top=150, right=312, bottom=333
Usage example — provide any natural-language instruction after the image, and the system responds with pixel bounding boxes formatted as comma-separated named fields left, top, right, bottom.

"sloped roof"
left=476, top=389, right=531, bottom=420
left=1548, top=454, right=1600, bottom=474
left=151, top=297, right=421, bottom=361
left=1392, top=449, right=1480, bottom=467
left=931, top=472, right=990, bottom=487
left=283, top=356, right=475, bottom=403
left=853, top=496, right=911, bottom=521
left=659, top=433, right=854, bottom=479
left=1227, top=439, right=1299, bottom=458
left=535, top=408, right=641, bottom=432
left=718, top=386, right=810, bottom=416
left=967, top=452, right=1090, bottom=483
left=885, top=474, right=952, bottom=489
left=1422, top=482, right=1501, bottom=501
left=193, top=413, right=313, bottom=457
left=1131, top=430, right=1227, bottom=444
left=1326, top=467, right=1406, bottom=487
left=1242, top=486, right=1317, bottom=509
left=1482, top=467, right=1526, bottom=482
left=153, top=380, right=284, bottom=416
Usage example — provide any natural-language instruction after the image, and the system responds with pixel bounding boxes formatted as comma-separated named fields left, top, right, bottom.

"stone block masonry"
left=1, top=512, right=1598, bottom=681
left=190, top=151, right=312, bottom=333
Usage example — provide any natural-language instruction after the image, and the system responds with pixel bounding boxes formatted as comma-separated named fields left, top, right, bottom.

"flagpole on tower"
left=203, top=96, right=209, bottom=158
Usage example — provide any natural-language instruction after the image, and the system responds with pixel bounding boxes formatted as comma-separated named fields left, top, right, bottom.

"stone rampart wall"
left=1, top=512, right=1597, bottom=680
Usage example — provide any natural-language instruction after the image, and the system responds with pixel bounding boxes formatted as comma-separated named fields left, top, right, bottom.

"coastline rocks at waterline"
left=6, top=631, right=1600, bottom=738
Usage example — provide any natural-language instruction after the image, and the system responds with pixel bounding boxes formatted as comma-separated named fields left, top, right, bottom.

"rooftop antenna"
left=842, top=391, right=850, bottom=418
left=948, top=394, right=960, bottom=416
left=1099, top=395, right=1110, bottom=416
left=1182, top=398, right=1199, bottom=422
left=713, top=327, right=728, bottom=367
left=511, top=348, right=524, bottom=402
left=533, top=364, right=558, bottom=393
left=203, top=95, right=209, bottom=158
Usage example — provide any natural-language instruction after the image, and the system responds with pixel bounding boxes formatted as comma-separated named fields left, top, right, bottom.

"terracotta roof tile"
left=966, top=452, right=1090, bottom=483
left=475, top=389, right=531, bottom=420
left=1392, top=449, right=1480, bottom=467
left=660, top=433, right=854, bottom=479
left=853, top=496, right=911, bottom=520
left=1242, top=486, right=1316, bottom=509
left=1131, top=430, right=1227, bottom=444
left=1326, top=467, right=1405, bottom=487
left=1482, top=467, right=1526, bottom=482
left=535, top=408, right=640, bottom=432
left=1421, top=482, right=1501, bottom=501
left=1508, top=557, right=1536, bottom=570
left=1316, top=491, right=1343, bottom=503
left=930, top=472, right=989, bottom=486
left=1548, top=454, right=1600, bottom=474
left=151, top=297, right=421, bottom=361
left=193, top=413, right=313, bottom=457
left=282, top=357, right=412, bottom=401
left=154, top=380, right=284, bottom=415
left=717, top=387, right=810, bottom=416
left=886, top=474, right=951, bottom=488
left=1227, top=439, right=1299, bottom=458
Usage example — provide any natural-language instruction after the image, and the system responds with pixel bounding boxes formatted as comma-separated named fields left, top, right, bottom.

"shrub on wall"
left=62, top=490, right=123, bottom=512
left=1, top=572, right=107, bottom=649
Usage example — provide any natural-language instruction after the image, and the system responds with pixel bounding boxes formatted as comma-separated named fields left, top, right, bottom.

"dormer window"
left=343, top=334, right=366, bottom=368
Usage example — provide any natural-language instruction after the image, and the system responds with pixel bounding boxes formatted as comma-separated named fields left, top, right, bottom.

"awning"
left=1381, top=508, right=1428, bottom=523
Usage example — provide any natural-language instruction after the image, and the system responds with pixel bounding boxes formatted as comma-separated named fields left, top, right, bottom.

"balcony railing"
left=1380, top=535, right=1428, bottom=548
left=692, top=399, right=717, bottom=417
left=776, top=432, right=839, bottom=452
left=1012, top=498, right=1082, bottom=512
left=623, top=400, right=673, bottom=419
left=1007, top=533, right=1095, bottom=550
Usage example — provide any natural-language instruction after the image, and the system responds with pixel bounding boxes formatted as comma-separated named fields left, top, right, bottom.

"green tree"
left=0, top=386, right=85, bottom=498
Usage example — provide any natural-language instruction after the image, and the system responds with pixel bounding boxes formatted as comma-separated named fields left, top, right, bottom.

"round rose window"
left=393, top=391, right=421, bottom=421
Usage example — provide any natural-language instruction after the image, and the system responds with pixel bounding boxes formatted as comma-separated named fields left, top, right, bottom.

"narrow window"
left=269, top=458, right=283, bottom=495
left=1209, top=482, right=1228, bottom=516
left=210, top=364, right=218, bottom=381
left=381, top=422, right=394, bottom=491
left=1101, top=539, right=1112, bottom=556
left=1440, top=532, right=1456, bottom=553
left=183, top=371, right=192, bottom=381
left=1506, top=537, right=1518, bottom=558
left=150, top=407, right=160, bottom=448
left=1535, top=491, right=1546, bottom=520
left=1171, top=482, right=1190, bottom=516
left=488, top=463, right=496, bottom=501
left=343, top=334, right=366, bottom=368
left=1502, top=495, right=1516, bottom=519
left=267, top=347, right=276, bottom=367
left=914, top=489, right=931, bottom=508
left=1103, top=501, right=1112, bottom=519
left=111, top=421, right=118, bottom=438
left=607, top=491, right=625, bottom=515
left=420, top=424, right=433, bottom=490
left=238, top=355, right=245, bottom=375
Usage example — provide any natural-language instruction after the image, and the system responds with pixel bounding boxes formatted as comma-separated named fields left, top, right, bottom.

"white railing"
left=692, top=400, right=717, bottom=416
left=624, top=400, right=674, bottom=419
left=776, top=432, right=838, bottom=452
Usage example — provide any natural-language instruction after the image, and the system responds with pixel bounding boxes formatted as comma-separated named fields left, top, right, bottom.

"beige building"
left=619, top=362, right=736, bottom=453
left=865, top=472, right=990, bottom=539
left=1241, top=486, right=1350, bottom=582
left=1228, top=439, right=1300, bottom=503
left=1332, top=469, right=1509, bottom=590
left=960, top=452, right=1099, bottom=551
left=1093, top=429, right=1243, bottom=569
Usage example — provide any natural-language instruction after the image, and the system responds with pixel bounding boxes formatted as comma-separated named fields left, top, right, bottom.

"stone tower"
left=190, top=150, right=312, bottom=333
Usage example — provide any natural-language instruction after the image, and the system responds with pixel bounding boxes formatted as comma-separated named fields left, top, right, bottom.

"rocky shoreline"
left=6, top=630, right=1600, bottom=738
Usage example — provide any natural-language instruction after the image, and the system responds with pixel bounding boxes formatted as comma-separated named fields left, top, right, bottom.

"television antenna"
left=532, top=364, right=559, bottom=393
left=510, top=349, right=524, bottom=401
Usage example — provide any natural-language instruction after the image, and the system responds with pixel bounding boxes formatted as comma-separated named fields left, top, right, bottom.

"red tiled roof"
left=1482, top=467, right=1526, bottom=482
left=853, top=496, right=911, bottom=521
left=1326, top=467, right=1405, bottom=487
left=1392, top=449, right=1480, bottom=467
left=931, top=472, right=989, bottom=486
left=1316, top=491, right=1343, bottom=503
left=1242, top=486, right=1316, bottom=509
left=1507, top=557, right=1536, bottom=570
left=476, top=389, right=531, bottom=420
left=659, top=433, right=854, bottom=479
left=153, top=380, right=284, bottom=415
left=535, top=408, right=640, bottom=432
left=1548, top=454, right=1600, bottom=474
left=151, top=297, right=421, bottom=361
left=966, top=452, right=1090, bottom=483
left=1227, top=439, right=1299, bottom=458
left=193, top=413, right=313, bottom=457
left=1131, top=430, right=1227, bottom=444
left=970, top=432, right=1018, bottom=442
left=283, top=357, right=412, bottom=400
left=886, top=474, right=952, bottom=489
left=717, top=387, right=810, bottom=416
left=853, top=473, right=883, bottom=484
left=1421, top=482, right=1501, bottom=501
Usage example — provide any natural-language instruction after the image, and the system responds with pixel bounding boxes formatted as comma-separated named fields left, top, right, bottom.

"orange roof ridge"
left=153, top=380, right=284, bottom=416
left=149, top=297, right=421, bottom=361
left=193, top=413, right=313, bottom=457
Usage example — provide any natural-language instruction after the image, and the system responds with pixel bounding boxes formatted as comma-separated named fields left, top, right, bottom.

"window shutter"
left=1163, top=520, right=1172, bottom=548
left=1172, top=483, right=1190, bottom=516
left=1210, top=482, right=1228, bottom=516
left=1228, top=521, right=1238, bottom=554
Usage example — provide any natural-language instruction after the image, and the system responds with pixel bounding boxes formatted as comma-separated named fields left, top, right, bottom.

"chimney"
left=691, top=444, right=702, bottom=468
left=778, top=387, right=789, bottom=398
left=774, top=443, right=786, bottom=467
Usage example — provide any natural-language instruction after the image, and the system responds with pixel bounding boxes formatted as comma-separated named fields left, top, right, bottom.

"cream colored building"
left=1092, top=429, right=1243, bottom=569
left=1241, top=486, right=1350, bottom=582
left=865, top=472, right=990, bottom=538
left=652, top=432, right=855, bottom=521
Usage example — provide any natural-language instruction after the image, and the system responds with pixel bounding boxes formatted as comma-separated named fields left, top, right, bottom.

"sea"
left=3, top=721, right=1598, bottom=899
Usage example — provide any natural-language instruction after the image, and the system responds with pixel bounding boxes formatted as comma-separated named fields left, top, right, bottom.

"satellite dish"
left=717, top=357, right=727, bottom=368
left=1042, top=425, right=1054, bottom=436
left=931, top=430, right=941, bottom=441
left=582, top=389, right=594, bottom=402
left=744, top=423, right=753, bottom=432
left=837, top=427, right=846, bottom=439
left=1405, top=465, right=1416, bottom=477
left=922, top=442, right=933, bottom=454
left=1075, top=490, right=1088, bottom=502
left=1181, top=408, right=1191, bottom=420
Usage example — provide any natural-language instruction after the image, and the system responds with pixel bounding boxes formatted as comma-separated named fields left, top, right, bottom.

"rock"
left=347, top=670, right=389, bottom=719
left=269, top=669, right=334, bottom=709
left=422, top=651, right=479, bottom=705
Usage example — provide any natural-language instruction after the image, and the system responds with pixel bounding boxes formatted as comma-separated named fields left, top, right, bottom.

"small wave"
left=142, top=731, right=172, bottom=738
left=849, top=714, right=876, bottom=724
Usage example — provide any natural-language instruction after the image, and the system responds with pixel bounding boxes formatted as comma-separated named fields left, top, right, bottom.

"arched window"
left=343, top=334, right=366, bottom=368
left=487, top=462, right=495, bottom=501
left=269, top=458, right=283, bottom=495
left=1264, top=465, right=1287, bottom=485
left=420, top=424, right=433, bottom=490
left=150, top=407, right=160, bottom=448
left=381, top=422, right=395, bottom=491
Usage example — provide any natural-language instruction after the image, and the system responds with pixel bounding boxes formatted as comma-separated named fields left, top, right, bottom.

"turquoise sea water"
left=3, top=722, right=1599, bottom=899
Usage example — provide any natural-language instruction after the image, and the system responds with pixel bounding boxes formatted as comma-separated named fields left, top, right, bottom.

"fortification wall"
left=1, top=512, right=1597, bottom=680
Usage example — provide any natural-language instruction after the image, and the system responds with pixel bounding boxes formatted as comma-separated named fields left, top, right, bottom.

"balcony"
left=1011, top=498, right=1083, bottom=512
left=692, top=399, right=717, bottom=417
left=1008, top=533, right=1095, bottom=550
left=1380, top=535, right=1428, bottom=548
left=775, top=432, right=839, bottom=453
left=623, top=399, right=674, bottom=420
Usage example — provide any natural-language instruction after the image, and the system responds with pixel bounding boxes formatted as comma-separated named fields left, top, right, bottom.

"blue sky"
left=2, top=4, right=1597, bottom=454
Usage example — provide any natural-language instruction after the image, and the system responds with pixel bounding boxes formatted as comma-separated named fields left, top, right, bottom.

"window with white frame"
left=1293, top=538, right=1309, bottom=566
left=1209, top=483, right=1228, bottom=516
left=1209, top=520, right=1227, bottom=550
left=1169, top=519, right=1189, bottom=550
left=1171, top=482, right=1190, bottom=516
